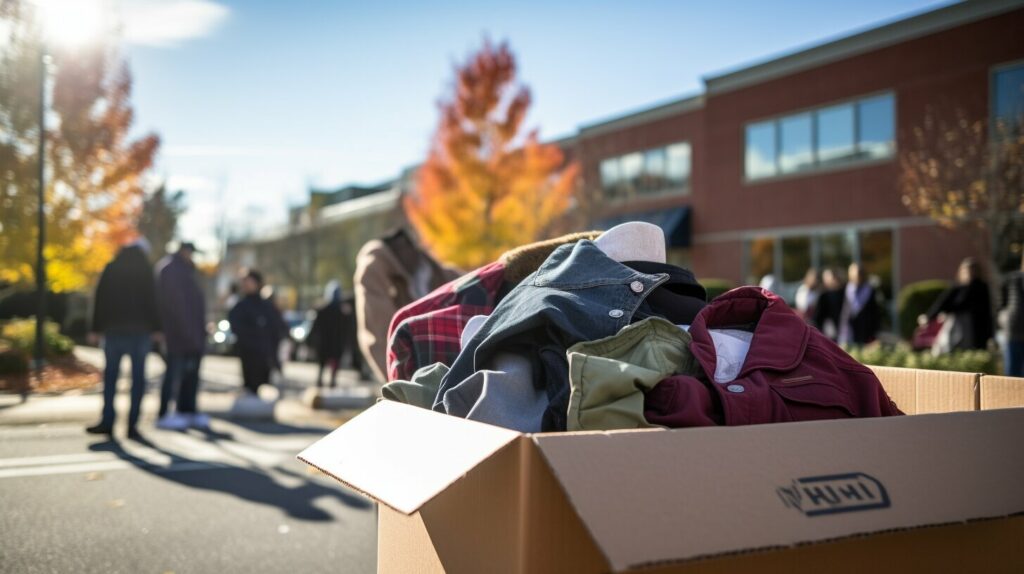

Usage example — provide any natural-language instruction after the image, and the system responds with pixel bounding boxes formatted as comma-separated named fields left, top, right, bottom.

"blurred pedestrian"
left=309, top=282, right=345, bottom=388
left=154, top=242, right=208, bottom=431
left=228, top=270, right=286, bottom=395
left=794, top=268, right=820, bottom=322
left=758, top=273, right=779, bottom=294
left=813, top=267, right=845, bottom=341
left=86, top=239, right=161, bottom=440
left=925, top=257, right=993, bottom=353
left=839, top=263, right=880, bottom=345
left=353, top=228, right=458, bottom=382
left=998, top=255, right=1024, bottom=376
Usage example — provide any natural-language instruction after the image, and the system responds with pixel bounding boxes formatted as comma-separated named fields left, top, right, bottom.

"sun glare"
left=38, top=0, right=107, bottom=48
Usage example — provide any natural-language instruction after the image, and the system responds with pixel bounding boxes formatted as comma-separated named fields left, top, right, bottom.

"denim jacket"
left=434, top=240, right=670, bottom=430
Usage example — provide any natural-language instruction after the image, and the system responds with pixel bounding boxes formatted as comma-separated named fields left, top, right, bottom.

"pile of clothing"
left=381, top=226, right=902, bottom=433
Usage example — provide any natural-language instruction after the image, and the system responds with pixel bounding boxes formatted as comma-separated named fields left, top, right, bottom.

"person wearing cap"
left=154, top=242, right=208, bottom=431
left=86, top=238, right=161, bottom=440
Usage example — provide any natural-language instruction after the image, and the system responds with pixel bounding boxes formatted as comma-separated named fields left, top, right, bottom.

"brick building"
left=574, top=0, right=1024, bottom=309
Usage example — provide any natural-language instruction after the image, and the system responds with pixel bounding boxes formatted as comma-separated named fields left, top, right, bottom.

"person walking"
left=353, top=228, right=458, bottom=382
left=813, top=267, right=845, bottom=341
left=86, top=239, right=161, bottom=440
left=309, top=282, right=345, bottom=388
left=228, top=270, right=286, bottom=395
left=794, top=268, right=821, bottom=322
left=925, top=257, right=994, bottom=353
left=998, top=255, right=1024, bottom=376
left=839, top=263, right=880, bottom=346
left=155, top=242, right=208, bottom=431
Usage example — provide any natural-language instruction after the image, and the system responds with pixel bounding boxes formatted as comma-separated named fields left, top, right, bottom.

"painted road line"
left=0, top=458, right=233, bottom=479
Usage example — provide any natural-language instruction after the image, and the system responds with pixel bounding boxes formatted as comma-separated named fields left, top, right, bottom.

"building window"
left=816, top=103, right=855, bottom=165
left=779, top=113, right=813, bottom=174
left=745, top=121, right=777, bottom=179
left=599, top=141, right=691, bottom=199
left=993, top=62, right=1024, bottom=135
left=857, top=94, right=895, bottom=159
left=744, top=92, right=895, bottom=180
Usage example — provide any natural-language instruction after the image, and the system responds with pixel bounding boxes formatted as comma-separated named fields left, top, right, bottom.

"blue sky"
left=117, top=0, right=953, bottom=255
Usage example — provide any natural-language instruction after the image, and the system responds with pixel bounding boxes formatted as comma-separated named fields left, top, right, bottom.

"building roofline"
left=578, top=94, right=704, bottom=138
left=704, top=0, right=1024, bottom=95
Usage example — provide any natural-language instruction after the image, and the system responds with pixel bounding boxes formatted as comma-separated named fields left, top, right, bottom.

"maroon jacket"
left=645, top=287, right=902, bottom=427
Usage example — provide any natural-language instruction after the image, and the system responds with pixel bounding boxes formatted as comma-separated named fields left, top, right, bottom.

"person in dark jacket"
left=999, top=255, right=1024, bottom=376
left=155, top=242, right=207, bottom=430
left=228, top=269, right=286, bottom=394
left=813, top=267, right=845, bottom=341
left=926, top=257, right=994, bottom=352
left=839, top=263, right=881, bottom=346
left=86, top=239, right=161, bottom=440
left=309, top=283, right=345, bottom=388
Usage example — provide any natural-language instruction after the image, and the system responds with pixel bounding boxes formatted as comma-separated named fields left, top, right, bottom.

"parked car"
left=284, top=310, right=315, bottom=362
left=207, top=319, right=236, bottom=355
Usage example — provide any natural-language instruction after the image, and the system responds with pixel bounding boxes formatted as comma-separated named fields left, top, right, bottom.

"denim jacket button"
left=629, top=281, right=645, bottom=293
left=727, top=384, right=745, bottom=393
left=608, top=309, right=624, bottom=318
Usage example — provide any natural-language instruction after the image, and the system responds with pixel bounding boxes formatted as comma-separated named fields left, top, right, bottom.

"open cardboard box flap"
left=531, top=409, right=1024, bottom=571
left=297, top=400, right=520, bottom=514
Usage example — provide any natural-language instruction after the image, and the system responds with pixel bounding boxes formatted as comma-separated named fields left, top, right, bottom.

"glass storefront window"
left=781, top=236, right=812, bottom=283
left=748, top=236, right=776, bottom=284
left=620, top=152, right=643, bottom=195
left=745, top=121, right=777, bottom=179
left=857, top=94, right=895, bottom=159
left=816, top=104, right=856, bottom=165
left=859, top=229, right=894, bottom=301
left=779, top=113, right=814, bottom=173
left=642, top=147, right=666, bottom=192
left=819, top=232, right=854, bottom=277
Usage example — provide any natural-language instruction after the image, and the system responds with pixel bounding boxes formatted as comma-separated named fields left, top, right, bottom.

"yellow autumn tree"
left=0, top=2, right=159, bottom=292
left=405, top=39, right=578, bottom=269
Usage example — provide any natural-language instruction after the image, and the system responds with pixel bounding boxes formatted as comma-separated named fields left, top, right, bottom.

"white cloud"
left=120, top=0, right=229, bottom=48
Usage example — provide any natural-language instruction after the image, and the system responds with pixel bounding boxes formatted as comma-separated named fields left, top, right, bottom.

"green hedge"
left=1, top=318, right=74, bottom=357
left=896, top=279, right=949, bottom=340
left=702, top=279, right=735, bottom=302
left=846, top=343, right=999, bottom=375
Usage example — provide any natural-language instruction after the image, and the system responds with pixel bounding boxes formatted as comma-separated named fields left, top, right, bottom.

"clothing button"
left=608, top=309, right=624, bottom=318
left=630, top=281, right=645, bottom=293
left=726, top=384, right=745, bottom=393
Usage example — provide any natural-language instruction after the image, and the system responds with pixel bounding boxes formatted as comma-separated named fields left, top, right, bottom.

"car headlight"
left=291, top=326, right=306, bottom=340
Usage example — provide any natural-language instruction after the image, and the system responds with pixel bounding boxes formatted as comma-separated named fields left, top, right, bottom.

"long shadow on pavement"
left=88, top=435, right=371, bottom=521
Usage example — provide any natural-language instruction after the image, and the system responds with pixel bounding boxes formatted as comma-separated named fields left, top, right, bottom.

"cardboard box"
left=869, top=365, right=979, bottom=414
left=980, top=375, right=1024, bottom=410
left=298, top=371, right=1024, bottom=573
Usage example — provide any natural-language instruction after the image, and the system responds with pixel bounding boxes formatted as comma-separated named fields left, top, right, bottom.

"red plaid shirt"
left=386, top=261, right=506, bottom=381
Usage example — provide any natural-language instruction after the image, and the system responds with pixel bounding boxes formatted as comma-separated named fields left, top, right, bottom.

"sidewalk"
left=0, top=347, right=376, bottom=428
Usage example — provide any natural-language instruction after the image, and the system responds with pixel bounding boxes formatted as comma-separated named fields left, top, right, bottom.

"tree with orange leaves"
left=0, top=1, right=159, bottom=291
left=405, top=39, right=578, bottom=270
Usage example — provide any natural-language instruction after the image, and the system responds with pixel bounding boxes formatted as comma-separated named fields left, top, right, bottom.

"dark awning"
left=597, top=206, right=692, bottom=248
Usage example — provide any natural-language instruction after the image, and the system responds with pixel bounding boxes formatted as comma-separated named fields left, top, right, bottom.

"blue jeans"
left=101, top=333, right=151, bottom=429
left=1004, top=340, right=1024, bottom=378
left=159, top=353, right=202, bottom=417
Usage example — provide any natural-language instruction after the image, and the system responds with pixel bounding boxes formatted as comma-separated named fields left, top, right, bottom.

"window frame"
left=598, top=140, right=692, bottom=201
left=742, top=90, right=897, bottom=184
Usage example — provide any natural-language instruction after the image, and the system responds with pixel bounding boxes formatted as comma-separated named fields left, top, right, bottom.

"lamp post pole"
left=34, top=43, right=48, bottom=372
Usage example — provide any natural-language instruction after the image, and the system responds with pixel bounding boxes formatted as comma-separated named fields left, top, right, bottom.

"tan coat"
left=354, top=238, right=456, bottom=382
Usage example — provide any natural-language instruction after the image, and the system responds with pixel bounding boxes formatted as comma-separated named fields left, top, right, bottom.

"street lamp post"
left=33, top=43, right=48, bottom=372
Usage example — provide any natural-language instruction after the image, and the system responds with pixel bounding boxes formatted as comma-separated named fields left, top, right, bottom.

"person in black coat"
left=813, top=267, right=846, bottom=341
left=309, top=283, right=345, bottom=388
left=926, top=258, right=993, bottom=352
left=228, top=269, right=286, bottom=394
left=87, top=240, right=161, bottom=439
